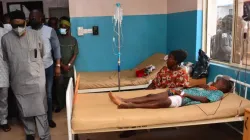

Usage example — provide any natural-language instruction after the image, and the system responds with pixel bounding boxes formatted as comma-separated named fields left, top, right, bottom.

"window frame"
left=202, top=0, right=250, bottom=70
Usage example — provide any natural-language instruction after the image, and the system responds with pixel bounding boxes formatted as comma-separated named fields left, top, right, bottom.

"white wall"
left=2, top=0, right=69, bottom=17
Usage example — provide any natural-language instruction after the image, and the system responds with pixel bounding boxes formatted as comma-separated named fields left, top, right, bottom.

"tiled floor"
left=0, top=110, right=243, bottom=140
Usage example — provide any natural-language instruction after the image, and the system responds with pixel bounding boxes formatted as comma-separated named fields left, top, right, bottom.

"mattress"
left=72, top=89, right=250, bottom=132
left=78, top=53, right=166, bottom=89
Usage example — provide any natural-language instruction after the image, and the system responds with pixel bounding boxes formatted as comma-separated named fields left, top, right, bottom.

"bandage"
left=169, top=95, right=182, bottom=108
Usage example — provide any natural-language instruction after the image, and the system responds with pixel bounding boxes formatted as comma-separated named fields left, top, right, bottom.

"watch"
left=56, top=64, right=61, bottom=67
left=180, top=91, right=185, bottom=96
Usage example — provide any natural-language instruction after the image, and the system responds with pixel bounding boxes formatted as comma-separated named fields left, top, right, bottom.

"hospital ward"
left=2, top=0, right=250, bottom=140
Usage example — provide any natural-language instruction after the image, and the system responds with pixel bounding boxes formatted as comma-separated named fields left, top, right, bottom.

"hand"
left=183, top=86, right=191, bottom=89
left=61, top=64, right=70, bottom=72
left=147, top=83, right=156, bottom=90
left=65, top=65, right=70, bottom=72
left=198, top=84, right=209, bottom=89
left=55, top=66, right=61, bottom=77
left=172, top=90, right=181, bottom=95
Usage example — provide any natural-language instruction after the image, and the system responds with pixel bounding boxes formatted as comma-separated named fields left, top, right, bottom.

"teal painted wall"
left=167, top=10, right=203, bottom=63
left=71, top=15, right=167, bottom=72
left=71, top=10, right=203, bottom=72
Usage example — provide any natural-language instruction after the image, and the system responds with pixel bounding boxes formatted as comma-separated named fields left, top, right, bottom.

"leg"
left=7, top=87, right=19, bottom=119
left=55, top=77, right=69, bottom=112
left=55, top=75, right=64, bottom=112
left=62, top=77, right=70, bottom=107
left=119, top=99, right=172, bottom=109
left=109, top=91, right=168, bottom=105
left=21, top=116, right=36, bottom=137
left=45, top=65, right=56, bottom=128
left=0, top=87, right=11, bottom=132
left=35, top=114, right=51, bottom=140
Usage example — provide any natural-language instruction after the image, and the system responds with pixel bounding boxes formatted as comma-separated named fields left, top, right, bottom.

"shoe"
left=0, top=124, right=11, bottom=132
left=49, top=120, right=56, bottom=128
left=55, top=107, right=62, bottom=113
left=26, top=135, right=35, bottom=140
left=119, top=130, right=136, bottom=138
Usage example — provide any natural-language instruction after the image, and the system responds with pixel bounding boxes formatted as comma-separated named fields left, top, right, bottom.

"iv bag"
left=114, top=3, right=123, bottom=26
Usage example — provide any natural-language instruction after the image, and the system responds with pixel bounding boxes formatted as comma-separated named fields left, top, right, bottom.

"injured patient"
left=109, top=77, right=233, bottom=109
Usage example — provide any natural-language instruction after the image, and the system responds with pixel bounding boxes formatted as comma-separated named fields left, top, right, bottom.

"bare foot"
left=109, top=92, right=124, bottom=105
left=118, top=103, right=135, bottom=109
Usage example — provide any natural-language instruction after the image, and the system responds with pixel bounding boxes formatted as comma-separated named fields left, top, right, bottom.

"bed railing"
left=74, top=65, right=77, bottom=84
left=66, top=74, right=81, bottom=140
left=66, top=78, right=74, bottom=140
left=214, top=75, right=250, bottom=99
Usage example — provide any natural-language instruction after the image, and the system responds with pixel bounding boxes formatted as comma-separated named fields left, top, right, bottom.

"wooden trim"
left=73, top=74, right=80, bottom=104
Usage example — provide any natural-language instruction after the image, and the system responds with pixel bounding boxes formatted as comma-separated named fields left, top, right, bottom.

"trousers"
left=21, top=114, right=51, bottom=140
left=55, top=76, right=70, bottom=109
left=45, top=64, right=54, bottom=121
left=0, top=87, right=8, bottom=125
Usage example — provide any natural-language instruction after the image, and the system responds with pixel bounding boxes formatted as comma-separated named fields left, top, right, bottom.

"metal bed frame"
left=66, top=74, right=250, bottom=140
left=73, top=66, right=152, bottom=93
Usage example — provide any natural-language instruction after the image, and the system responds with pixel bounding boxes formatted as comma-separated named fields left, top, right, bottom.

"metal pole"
left=118, top=6, right=121, bottom=91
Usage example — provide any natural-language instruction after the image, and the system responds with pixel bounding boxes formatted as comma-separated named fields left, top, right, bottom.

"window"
left=7, top=1, right=43, bottom=18
left=204, top=0, right=250, bottom=67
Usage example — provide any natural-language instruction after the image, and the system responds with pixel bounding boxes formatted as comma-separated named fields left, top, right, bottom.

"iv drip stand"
left=117, top=3, right=121, bottom=92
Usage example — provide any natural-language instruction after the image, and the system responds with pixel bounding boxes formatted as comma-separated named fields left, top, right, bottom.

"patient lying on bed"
left=109, top=77, right=233, bottom=109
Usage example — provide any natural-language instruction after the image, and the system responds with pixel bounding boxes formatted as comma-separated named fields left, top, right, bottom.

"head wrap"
left=169, top=49, right=188, bottom=64
left=60, top=20, right=71, bottom=27
left=10, top=10, right=26, bottom=21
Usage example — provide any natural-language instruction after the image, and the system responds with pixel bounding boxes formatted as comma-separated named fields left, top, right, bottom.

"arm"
left=50, top=29, right=61, bottom=76
left=147, top=82, right=156, bottom=90
left=176, top=70, right=190, bottom=88
left=183, top=84, right=209, bottom=89
left=67, top=38, right=79, bottom=69
left=183, top=94, right=209, bottom=103
left=220, top=34, right=232, bottom=54
left=147, top=67, right=167, bottom=89
left=1, top=37, right=8, bottom=62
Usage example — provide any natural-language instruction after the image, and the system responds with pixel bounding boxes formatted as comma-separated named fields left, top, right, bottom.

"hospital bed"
left=66, top=74, right=250, bottom=140
left=74, top=53, right=206, bottom=93
left=75, top=53, right=166, bottom=93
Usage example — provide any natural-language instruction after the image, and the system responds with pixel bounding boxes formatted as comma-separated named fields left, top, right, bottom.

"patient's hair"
left=217, top=78, right=233, bottom=93
left=169, top=50, right=188, bottom=64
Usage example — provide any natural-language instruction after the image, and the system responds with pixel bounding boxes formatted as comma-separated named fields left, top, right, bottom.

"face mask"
left=3, top=24, right=12, bottom=31
left=13, top=27, right=26, bottom=36
left=59, top=28, right=67, bottom=35
left=30, top=19, right=41, bottom=30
